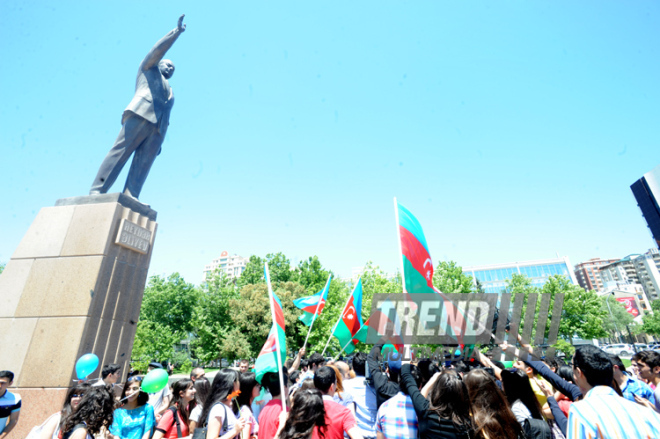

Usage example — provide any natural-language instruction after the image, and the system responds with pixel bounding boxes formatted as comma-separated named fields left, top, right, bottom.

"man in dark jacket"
left=367, top=343, right=400, bottom=408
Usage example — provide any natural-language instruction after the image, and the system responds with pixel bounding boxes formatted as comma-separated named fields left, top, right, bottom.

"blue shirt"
left=110, top=404, right=155, bottom=439
left=621, top=375, right=656, bottom=405
left=343, top=376, right=377, bottom=438
left=567, top=386, right=660, bottom=439
left=376, top=391, right=418, bottom=439
left=0, top=390, right=21, bottom=434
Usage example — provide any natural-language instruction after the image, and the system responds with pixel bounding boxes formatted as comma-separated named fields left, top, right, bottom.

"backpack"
left=522, top=418, right=552, bottom=439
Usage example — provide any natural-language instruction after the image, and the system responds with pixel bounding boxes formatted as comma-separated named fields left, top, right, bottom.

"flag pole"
left=394, top=198, right=407, bottom=354
left=265, top=263, right=287, bottom=413
left=333, top=336, right=357, bottom=362
left=301, top=274, right=332, bottom=352
left=321, top=320, right=339, bottom=357
left=393, top=198, right=407, bottom=294
left=321, top=277, right=360, bottom=356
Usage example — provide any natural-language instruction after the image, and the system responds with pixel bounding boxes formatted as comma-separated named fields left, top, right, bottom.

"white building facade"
left=203, top=251, right=248, bottom=281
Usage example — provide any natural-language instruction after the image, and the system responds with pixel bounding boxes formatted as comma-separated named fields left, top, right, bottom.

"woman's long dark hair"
left=464, top=369, right=523, bottom=439
left=277, top=389, right=327, bottom=439
left=58, top=382, right=91, bottom=432
left=427, top=370, right=474, bottom=430
left=198, top=369, right=239, bottom=427
left=61, top=385, right=115, bottom=435
left=194, top=377, right=211, bottom=406
left=170, top=379, right=196, bottom=425
left=119, top=375, right=149, bottom=407
left=236, top=372, right=258, bottom=415
left=501, top=368, right=544, bottom=420
left=556, top=365, right=574, bottom=384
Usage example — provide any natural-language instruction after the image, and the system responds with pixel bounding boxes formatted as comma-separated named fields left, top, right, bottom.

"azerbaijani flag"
left=293, top=275, right=331, bottom=326
left=331, top=278, right=364, bottom=354
left=255, top=264, right=287, bottom=384
left=397, top=202, right=436, bottom=294
left=395, top=200, right=468, bottom=344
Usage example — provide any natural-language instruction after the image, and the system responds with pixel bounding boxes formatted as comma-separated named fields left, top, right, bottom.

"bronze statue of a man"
left=89, top=15, right=186, bottom=200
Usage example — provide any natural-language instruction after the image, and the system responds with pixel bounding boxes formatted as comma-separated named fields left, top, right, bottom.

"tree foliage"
left=140, top=273, right=199, bottom=334
left=600, top=295, right=636, bottom=337
left=433, top=261, right=474, bottom=294
left=131, top=320, right=181, bottom=372
left=642, top=301, right=660, bottom=336
left=190, top=270, right=238, bottom=364
left=558, top=288, right=608, bottom=341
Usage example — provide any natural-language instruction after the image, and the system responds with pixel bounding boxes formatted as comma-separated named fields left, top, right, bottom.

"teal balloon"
left=141, top=369, right=169, bottom=394
left=75, top=353, right=99, bottom=380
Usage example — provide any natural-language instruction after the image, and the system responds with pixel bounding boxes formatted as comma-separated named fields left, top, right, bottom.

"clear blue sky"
left=2, top=1, right=659, bottom=285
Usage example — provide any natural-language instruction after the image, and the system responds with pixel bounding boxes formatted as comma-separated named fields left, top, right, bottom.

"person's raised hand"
left=178, top=14, right=186, bottom=32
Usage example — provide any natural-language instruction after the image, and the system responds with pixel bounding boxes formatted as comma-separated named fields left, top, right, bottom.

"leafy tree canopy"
left=433, top=261, right=474, bottom=294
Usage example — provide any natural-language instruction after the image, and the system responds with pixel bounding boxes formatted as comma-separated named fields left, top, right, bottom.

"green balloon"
left=141, top=369, right=169, bottom=394
left=503, top=361, right=514, bottom=369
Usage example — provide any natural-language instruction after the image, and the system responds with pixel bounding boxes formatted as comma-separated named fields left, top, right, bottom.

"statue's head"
left=159, top=59, right=175, bottom=79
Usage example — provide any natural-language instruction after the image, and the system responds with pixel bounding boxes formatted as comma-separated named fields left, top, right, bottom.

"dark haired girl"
left=501, top=368, right=544, bottom=425
left=400, top=363, right=474, bottom=439
left=235, top=372, right=261, bottom=439
left=198, top=369, right=247, bottom=439
left=110, top=375, right=155, bottom=439
left=464, top=369, right=523, bottom=439
left=59, top=385, right=115, bottom=439
left=276, top=389, right=327, bottom=439
left=35, top=382, right=90, bottom=439
left=153, top=379, right=196, bottom=439
left=189, top=377, right=211, bottom=434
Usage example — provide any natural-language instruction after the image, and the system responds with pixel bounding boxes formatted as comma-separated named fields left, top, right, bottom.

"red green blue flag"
left=255, top=263, right=287, bottom=383
left=293, top=275, right=331, bottom=326
left=397, top=201, right=436, bottom=294
left=395, top=200, right=469, bottom=345
left=331, top=278, right=364, bottom=354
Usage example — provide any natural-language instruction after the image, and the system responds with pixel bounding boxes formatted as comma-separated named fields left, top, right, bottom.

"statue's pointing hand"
left=178, top=14, right=186, bottom=32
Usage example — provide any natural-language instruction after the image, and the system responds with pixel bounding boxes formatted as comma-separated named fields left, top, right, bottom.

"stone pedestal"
left=0, top=194, right=157, bottom=439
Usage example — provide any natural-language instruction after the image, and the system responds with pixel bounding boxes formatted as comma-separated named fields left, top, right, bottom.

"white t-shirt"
left=209, top=403, right=238, bottom=437
left=240, top=405, right=258, bottom=436
left=511, top=399, right=532, bottom=425
left=148, top=385, right=172, bottom=411
left=190, top=404, right=203, bottom=423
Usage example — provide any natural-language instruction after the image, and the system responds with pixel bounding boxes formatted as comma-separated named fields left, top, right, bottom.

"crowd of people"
left=3, top=342, right=660, bottom=439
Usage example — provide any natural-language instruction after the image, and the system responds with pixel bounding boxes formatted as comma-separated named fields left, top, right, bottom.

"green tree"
left=131, top=320, right=181, bottom=372
left=140, top=273, right=200, bottom=334
left=558, top=288, right=608, bottom=341
left=474, top=278, right=485, bottom=294
left=222, top=281, right=309, bottom=360
left=642, top=301, right=660, bottom=336
left=0, top=263, right=5, bottom=276
left=237, top=253, right=295, bottom=288
left=190, top=270, right=238, bottom=364
left=433, top=261, right=474, bottom=294
left=295, top=256, right=331, bottom=291
left=600, top=295, right=636, bottom=339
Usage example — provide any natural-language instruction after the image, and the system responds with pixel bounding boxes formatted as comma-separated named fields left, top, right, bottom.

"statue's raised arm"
left=140, top=14, right=186, bottom=72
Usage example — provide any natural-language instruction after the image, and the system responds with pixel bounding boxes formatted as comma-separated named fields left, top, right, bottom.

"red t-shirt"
left=155, top=407, right=189, bottom=439
left=312, top=398, right=356, bottom=439
left=258, top=399, right=287, bottom=439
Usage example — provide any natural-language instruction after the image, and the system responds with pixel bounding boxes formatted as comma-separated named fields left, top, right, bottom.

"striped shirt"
left=567, top=385, right=660, bottom=439
left=376, top=391, right=418, bottom=439
left=0, top=390, right=21, bottom=434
